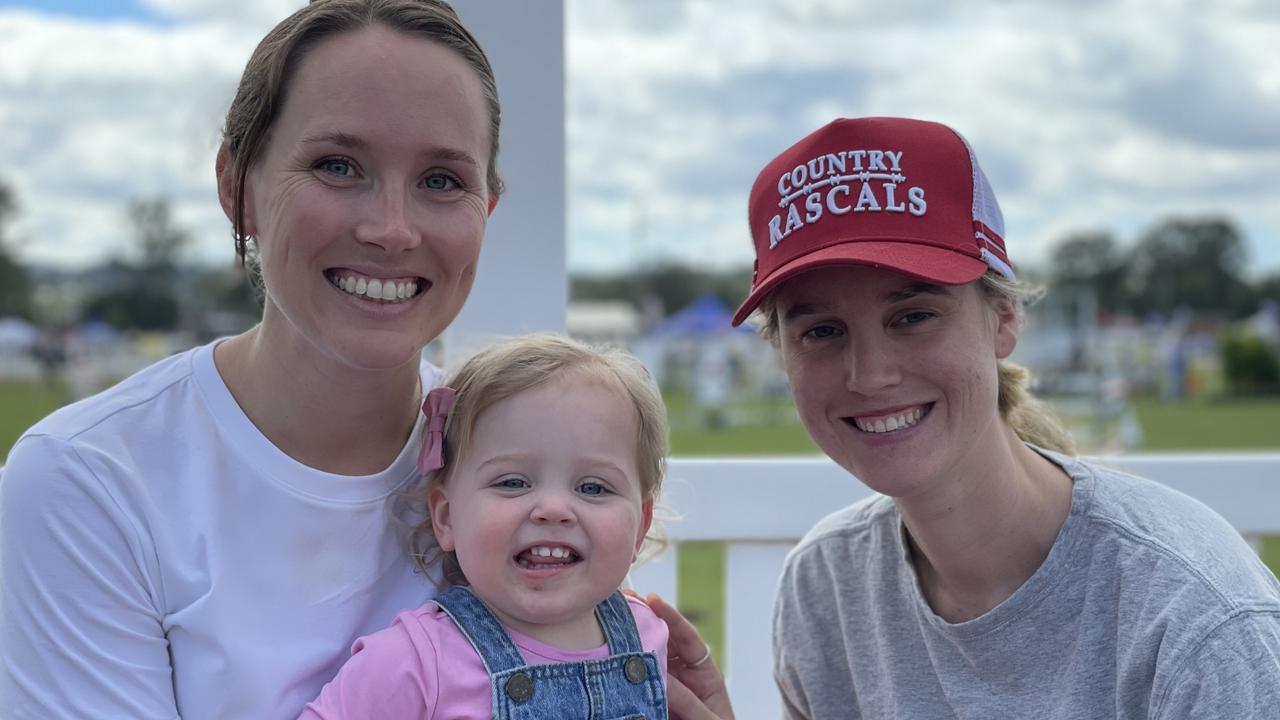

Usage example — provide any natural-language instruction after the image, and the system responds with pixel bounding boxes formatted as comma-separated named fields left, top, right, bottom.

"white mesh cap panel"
left=954, top=131, right=1014, bottom=279
left=958, top=134, right=1005, bottom=238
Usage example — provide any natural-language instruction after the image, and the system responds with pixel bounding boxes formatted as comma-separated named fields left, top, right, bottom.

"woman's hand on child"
left=643, top=593, right=735, bottom=720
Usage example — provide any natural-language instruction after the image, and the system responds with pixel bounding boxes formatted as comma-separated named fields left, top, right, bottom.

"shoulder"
left=303, top=604, right=459, bottom=718
left=626, top=594, right=670, bottom=652
left=1058, top=452, right=1280, bottom=611
left=18, top=344, right=203, bottom=446
left=1152, top=609, right=1280, bottom=715
left=2, top=344, right=210, bottom=520
left=785, top=493, right=896, bottom=573
left=347, top=605, right=470, bottom=697
left=775, top=494, right=900, bottom=639
left=625, top=594, right=670, bottom=684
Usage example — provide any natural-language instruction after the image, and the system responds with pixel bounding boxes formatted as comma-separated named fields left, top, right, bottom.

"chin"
left=329, top=332, right=428, bottom=372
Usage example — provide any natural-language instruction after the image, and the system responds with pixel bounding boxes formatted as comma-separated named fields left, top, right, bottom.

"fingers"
left=668, top=675, right=718, bottom=720
left=669, top=673, right=737, bottom=720
left=645, top=593, right=706, bottom=663
left=647, top=593, right=735, bottom=719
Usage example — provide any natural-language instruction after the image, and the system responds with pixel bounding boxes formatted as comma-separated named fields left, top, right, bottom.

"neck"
left=896, top=425, right=1073, bottom=623
left=214, top=324, right=423, bottom=475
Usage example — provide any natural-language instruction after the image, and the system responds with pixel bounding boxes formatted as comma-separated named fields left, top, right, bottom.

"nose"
left=530, top=490, right=576, bottom=525
left=845, top=339, right=901, bottom=395
left=354, top=184, right=420, bottom=253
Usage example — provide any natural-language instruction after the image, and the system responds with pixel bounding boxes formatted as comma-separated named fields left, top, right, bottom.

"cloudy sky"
left=3, top=0, right=1280, bottom=279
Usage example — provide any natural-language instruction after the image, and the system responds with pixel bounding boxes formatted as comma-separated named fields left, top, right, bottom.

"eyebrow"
left=476, top=454, right=631, bottom=479
left=301, top=131, right=367, bottom=150
left=301, top=131, right=480, bottom=168
left=881, top=282, right=951, bottom=303
left=781, top=282, right=952, bottom=322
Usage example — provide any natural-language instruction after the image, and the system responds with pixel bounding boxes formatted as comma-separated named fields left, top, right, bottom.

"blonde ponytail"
left=997, top=360, right=1076, bottom=455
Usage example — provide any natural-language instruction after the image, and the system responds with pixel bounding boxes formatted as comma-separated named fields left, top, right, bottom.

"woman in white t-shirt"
left=2, top=2, right=562, bottom=717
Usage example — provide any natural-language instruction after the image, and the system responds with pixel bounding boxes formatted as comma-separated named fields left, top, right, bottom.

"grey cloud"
left=1121, top=28, right=1280, bottom=148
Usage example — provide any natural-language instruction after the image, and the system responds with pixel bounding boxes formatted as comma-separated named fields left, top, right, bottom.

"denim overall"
left=433, top=585, right=668, bottom=719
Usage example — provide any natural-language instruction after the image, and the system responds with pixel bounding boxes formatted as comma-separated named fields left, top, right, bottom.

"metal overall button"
left=505, top=672, right=534, bottom=703
left=624, top=656, right=648, bottom=684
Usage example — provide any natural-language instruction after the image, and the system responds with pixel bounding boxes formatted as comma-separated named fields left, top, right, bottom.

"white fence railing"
left=628, top=453, right=1280, bottom=720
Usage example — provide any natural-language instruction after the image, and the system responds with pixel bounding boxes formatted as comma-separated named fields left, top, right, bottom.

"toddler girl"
left=300, top=333, right=669, bottom=719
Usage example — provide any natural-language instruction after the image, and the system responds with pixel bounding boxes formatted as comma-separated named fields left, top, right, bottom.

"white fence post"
left=445, top=0, right=567, bottom=362
left=725, top=541, right=791, bottom=718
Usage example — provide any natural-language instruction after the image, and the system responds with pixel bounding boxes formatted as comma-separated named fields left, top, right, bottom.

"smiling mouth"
left=515, top=545, right=582, bottom=569
left=845, top=403, right=933, bottom=434
left=325, top=270, right=428, bottom=304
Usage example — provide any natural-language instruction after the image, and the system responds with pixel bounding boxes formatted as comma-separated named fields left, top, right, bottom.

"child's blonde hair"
left=408, top=333, right=670, bottom=587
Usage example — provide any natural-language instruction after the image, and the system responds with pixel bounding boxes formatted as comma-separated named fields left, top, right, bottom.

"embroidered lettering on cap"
left=768, top=148, right=926, bottom=249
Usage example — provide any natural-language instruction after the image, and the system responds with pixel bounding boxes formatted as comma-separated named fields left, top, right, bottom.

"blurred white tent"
left=0, top=317, right=38, bottom=349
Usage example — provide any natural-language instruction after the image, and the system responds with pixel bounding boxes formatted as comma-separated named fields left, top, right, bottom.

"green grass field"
left=3, top=383, right=1278, bottom=667
left=1130, top=396, right=1280, bottom=450
left=0, top=381, right=68, bottom=456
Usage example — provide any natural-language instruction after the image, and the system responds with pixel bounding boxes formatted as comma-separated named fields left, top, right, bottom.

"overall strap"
left=433, top=585, right=526, bottom=673
left=595, top=591, right=645, bottom=654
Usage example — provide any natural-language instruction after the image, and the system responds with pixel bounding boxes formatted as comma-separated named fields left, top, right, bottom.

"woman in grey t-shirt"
left=672, top=116, right=1280, bottom=719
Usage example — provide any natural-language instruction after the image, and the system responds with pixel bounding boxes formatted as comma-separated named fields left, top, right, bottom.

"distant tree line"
left=0, top=177, right=258, bottom=333
left=4, top=175, right=1280, bottom=334
left=572, top=262, right=753, bottom=318
left=571, top=216, right=1280, bottom=324
left=1048, top=216, right=1279, bottom=320
left=0, top=181, right=35, bottom=320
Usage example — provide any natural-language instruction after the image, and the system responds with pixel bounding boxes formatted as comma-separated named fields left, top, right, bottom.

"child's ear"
left=428, top=486, right=455, bottom=552
left=635, top=499, right=654, bottom=553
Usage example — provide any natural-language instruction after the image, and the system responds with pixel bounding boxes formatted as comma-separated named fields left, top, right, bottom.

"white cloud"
left=567, top=0, right=1280, bottom=276
left=0, top=10, right=255, bottom=267
left=3, top=0, right=1279, bottom=278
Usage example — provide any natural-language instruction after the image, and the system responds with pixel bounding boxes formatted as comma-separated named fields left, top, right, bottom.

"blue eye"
left=577, top=481, right=609, bottom=497
left=317, top=157, right=356, bottom=177
left=496, top=476, right=529, bottom=489
left=896, top=311, right=935, bottom=326
left=423, top=172, right=461, bottom=191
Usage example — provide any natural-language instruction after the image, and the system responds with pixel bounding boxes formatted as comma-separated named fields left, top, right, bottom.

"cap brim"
left=731, top=241, right=988, bottom=326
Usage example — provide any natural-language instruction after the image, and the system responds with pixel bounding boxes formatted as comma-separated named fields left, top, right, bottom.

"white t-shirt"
left=0, top=341, right=438, bottom=719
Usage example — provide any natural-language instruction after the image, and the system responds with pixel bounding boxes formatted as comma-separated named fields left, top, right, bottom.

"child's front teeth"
left=532, top=546, right=571, bottom=559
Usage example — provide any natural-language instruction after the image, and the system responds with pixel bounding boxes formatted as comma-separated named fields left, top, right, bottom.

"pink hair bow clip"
left=417, top=387, right=457, bottom=474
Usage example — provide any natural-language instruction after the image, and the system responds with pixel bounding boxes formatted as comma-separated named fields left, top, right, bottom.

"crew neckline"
left=897, top=446, right=1097, bottom=640
left=191, top=340, right=431, bottom=503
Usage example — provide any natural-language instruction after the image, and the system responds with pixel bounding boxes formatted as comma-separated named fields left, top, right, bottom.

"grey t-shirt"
left=773, top=449, right=1280, bottom=719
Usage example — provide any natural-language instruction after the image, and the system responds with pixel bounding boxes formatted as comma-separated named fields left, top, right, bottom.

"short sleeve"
left=0, top=433, right=178, bottom=719
left=773, top=560, right=816, bottom=720
left=1153, top=610, right=1280, bottom=718
left=298, top=618, right=436, bottom=719
left=626, top=595, right=670, bottom=683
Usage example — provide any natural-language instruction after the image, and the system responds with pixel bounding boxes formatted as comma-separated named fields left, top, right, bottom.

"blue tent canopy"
left=650, top=294, right=752, bottom=338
